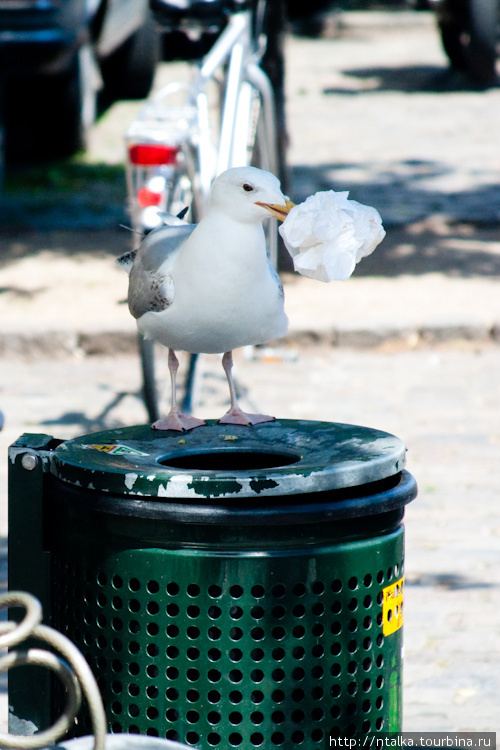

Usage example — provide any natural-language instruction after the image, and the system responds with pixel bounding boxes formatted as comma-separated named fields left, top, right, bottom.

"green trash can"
left=9, top=420, right=417, bottom=748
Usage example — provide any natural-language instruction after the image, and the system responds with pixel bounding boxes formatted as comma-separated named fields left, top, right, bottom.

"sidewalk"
left=0, top=8, right=499, bottom=738
left=1, top=225, right=499, bottom=358
left=1, top=10, right=499, bottom=355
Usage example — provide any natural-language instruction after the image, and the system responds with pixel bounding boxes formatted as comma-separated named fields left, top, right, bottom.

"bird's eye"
left=242, top=183, right=254, bottom=192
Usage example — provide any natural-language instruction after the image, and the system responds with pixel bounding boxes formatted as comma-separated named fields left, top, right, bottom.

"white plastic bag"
left=279, top=190, right=385, bottom=282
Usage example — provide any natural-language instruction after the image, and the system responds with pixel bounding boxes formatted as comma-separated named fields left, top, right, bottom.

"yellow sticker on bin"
left=382, top=576, right=404, bottom=636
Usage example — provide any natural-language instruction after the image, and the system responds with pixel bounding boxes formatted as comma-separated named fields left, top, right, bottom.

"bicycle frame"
left=124, top=3, right=282, bottom=423
left=197, top=9, right=279, bottom=193
left=125, top=6, right=280, bottom=261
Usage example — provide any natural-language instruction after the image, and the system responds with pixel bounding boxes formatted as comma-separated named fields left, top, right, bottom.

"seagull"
left=123, top=166, right=294, bottom=432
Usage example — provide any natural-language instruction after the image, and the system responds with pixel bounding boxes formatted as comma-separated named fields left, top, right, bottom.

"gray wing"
left=268, top=258, right=285, bottom=299
left=128, top=223, right=195, bottom=319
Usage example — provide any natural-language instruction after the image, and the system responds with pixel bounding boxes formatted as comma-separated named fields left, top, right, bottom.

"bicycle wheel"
left=101, top=10, right=160, bottom=101
left=247, top=85, right=281, bottom=268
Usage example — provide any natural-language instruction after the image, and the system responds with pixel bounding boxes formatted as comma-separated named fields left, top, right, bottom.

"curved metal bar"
left=0, top=648, right=81, bottom=749
left=0, top=591, right=42, bottom=651
left=0, top=592, right=107, bottom=750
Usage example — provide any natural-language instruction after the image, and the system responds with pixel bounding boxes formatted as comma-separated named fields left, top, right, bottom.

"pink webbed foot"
left=218, top=408, right=276, bottom=427
left=219, top=351, right=276, bottom=427
left=152, top=412, right=206, bottom=432
left=151, top=348, right=206, bottom=431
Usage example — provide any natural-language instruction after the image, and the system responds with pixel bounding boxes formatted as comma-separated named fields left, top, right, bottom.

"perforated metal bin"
left=9, top=420, right=417, bottom=748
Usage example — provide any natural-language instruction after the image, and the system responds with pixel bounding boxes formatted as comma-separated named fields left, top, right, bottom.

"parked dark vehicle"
left=0, top=0, right=161, bottom=163
left=430, top=0, right=499, bottom=84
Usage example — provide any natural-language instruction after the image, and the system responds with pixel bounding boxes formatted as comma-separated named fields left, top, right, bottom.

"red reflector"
left=129, top=143, right=179, bottom=166
left=137, top=187, right=163, bottom=207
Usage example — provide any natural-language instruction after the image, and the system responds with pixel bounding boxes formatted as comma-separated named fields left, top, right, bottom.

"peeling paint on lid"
left=50, top=420, right=408, bottom=501
left=124, top=473, right=138, bottom=490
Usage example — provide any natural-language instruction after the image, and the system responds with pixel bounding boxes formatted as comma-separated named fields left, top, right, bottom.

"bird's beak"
left=255, top=198, right=295, bottom=222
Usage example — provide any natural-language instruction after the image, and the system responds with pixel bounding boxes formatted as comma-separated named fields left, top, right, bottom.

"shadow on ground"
left=292, top=162, right=500, bottom=226
left=291, top=163, right=500, bottom=279
left=356, top=222, right=500, bottom=278
left=327, top=64, right=499, bottom=94
left=407, top=572, right=498, bottom=590
left=39, top=389, right=143, bottom=434
left=0, top=162, right=129, bottom=235
left=1, top=156, right=499, bottom=280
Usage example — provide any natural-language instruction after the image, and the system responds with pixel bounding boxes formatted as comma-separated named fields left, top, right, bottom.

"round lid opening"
left=158, top=449, right=301, bottom=472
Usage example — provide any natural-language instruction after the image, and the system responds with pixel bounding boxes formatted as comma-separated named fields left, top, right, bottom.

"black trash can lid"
left=51, top=420, right=407, bottom=501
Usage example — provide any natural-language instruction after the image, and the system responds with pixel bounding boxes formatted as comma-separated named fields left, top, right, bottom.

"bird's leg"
left=218, top=351, right=275, bottom=426
left=152, top=348, right=206, bottom=431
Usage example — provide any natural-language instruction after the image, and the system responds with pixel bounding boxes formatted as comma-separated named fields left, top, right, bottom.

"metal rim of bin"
left=49, top=419, right=411, bottom=506
left=9, top=419, right=418, bottom=747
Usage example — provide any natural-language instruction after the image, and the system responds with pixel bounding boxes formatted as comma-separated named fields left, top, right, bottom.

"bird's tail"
left=116, top=249, right=137, bottom=274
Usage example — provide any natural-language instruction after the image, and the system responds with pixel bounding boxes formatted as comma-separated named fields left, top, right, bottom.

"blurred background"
left=0, top=0, right=499, bottom=734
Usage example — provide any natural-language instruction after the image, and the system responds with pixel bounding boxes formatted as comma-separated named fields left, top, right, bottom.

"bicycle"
left=124, top=0, right=287, bottom=423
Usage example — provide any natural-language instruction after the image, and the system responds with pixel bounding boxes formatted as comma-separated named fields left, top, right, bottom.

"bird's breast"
left=137, top=220, right=288, bottom=353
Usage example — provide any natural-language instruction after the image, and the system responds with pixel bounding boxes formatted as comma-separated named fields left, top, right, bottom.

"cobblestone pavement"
left=1, top=7, right=499, bottom=739
left=1, top=343, right=499, bottom=732
left=1, top=10, right=499, bottom=354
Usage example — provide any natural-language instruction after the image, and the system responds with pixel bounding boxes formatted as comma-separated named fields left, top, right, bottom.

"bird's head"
left=209, top=167, right=295, bottom=224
